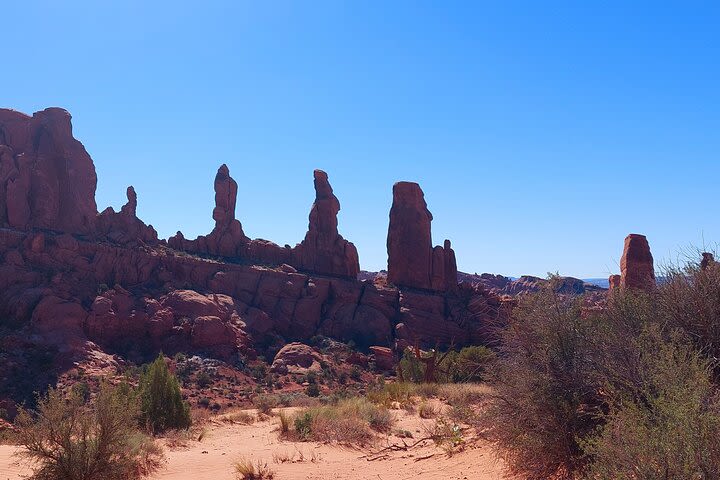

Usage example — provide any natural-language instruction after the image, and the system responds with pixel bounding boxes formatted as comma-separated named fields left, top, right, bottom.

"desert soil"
left=0, top=407, right=510, bottom=480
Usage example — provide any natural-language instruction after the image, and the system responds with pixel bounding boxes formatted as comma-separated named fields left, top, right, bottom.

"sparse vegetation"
left=233, top=457, right=275, bottom=480
left=484, top=267, right=720, bottom=479
left=15, top=383, right=164, bottom=480
left=290, top=397, right=394, bottom=445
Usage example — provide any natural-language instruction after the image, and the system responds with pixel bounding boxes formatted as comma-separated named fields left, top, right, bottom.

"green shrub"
left=584, top=327, right=720, bottom=479
left=15, top=383, right=164, bottom=480
left=450, top=346, right=494, bottom=382
left=293, top=397, right=393, bottom=444
left=195, top=371, right=212, bottom=388
left=139, top=354, right=191, bottom=433
left=253, top=395, right=278, bottom=415
left=294, top=412, right=313, bottom=439
left=397, top=349, right=424, bottom=383
left=484, top=282, right=603, bottom=478
left=305, top=383, right=320, bottom=397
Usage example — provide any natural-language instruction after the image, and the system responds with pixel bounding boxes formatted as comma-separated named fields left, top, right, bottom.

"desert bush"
left=15, top=384, right=164, bottom=480
left=233, top=457, right=275, bottom=479
left=418, top=402, right=437, bottom=419
left=484, top=282, right=604, bottom=478
left=659, top=256, right=720, bottom=372
left=139, top=354, right=191, bottom=433
left=397, top=348, right=424, bottom=383
left=278, top=410, right=291, bottom=434
left=305, top=383, right=320, bottom=397
left=293, top=397, right=393, bottom=444
left=448, top=346, right=495, bottom=382
left=584, top=326, right=720, bottom=479
left=485, top=271, right=720, bottom=479
left=195, top=371, right=212, bottom=389
left=253, top=395, right=278, bottom=415
left=367, top=382, right=416, bottom=408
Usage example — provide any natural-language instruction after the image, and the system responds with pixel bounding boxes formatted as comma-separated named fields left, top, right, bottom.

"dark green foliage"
left=397, top=348, right=424, bottom=383
left=294, top=412, right=313, bottom=439
left=195, top=371, right=212, bottom=389
left=138, top=354, right=191, bottom=433
left=306, top=383, right=320, bottom=397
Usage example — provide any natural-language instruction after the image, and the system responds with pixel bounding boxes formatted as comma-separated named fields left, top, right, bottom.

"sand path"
left=0, top=409, right=510, bottom=480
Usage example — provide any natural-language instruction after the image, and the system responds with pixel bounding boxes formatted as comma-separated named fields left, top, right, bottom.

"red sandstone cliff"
left=0, top=108, right=502, bottom=404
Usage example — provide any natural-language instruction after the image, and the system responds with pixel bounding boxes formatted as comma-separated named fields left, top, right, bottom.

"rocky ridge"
left=0, top=108, right=503, bottom=406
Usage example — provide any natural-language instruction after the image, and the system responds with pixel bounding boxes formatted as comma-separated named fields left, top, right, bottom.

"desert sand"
left=0, top=407, right=510, bottom=480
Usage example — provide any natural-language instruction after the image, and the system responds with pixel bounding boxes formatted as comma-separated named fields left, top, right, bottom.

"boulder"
left=369, top=346, right=395, bottom=372
left=270, top=342, right=323, bottom=374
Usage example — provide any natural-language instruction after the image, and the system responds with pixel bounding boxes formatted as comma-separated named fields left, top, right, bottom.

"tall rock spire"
left=295, top=170, right=359, bottom=278
left=609, top=233, right=655, bottom=292
left=387, top=182, right=457, bottom=292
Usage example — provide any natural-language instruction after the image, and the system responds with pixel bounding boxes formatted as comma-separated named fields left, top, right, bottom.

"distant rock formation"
left=387, top=182, right=457, bottom=292
left=0, top=108, right=97, bottom=234
left=609, top=234, right=655, bottom=291
left=701, top=252, right=715, bottom=271
left=169, top=166, right=359, bottom=278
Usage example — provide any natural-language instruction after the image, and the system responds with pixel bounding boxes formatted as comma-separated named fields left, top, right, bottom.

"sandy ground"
left=0, top=407, right=510, bottom=480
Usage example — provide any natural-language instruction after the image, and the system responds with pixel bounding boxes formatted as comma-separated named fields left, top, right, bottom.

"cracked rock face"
left=0, top=108, right=98, bottom=234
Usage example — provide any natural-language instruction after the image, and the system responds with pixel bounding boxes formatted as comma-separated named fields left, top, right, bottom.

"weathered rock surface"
left=0, top=107, right=504, bottom=408
left=294, top=170, right=359, bottom=278
left=270, top=342, right=323, bottom=374
left=387, top=182, right=457, bottom=292
left=170, top=167, right=359, bottom=277
left=369, top=346, right=395, bottom=372
left=619, top=234, right=655, bottom=291
left=97, top=186, right=159, bottom=246
left=0, top=108, right=97, bottom=234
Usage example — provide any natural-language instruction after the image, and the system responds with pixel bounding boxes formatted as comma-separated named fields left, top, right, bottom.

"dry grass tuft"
left=233, top=457, right=275, bottom=479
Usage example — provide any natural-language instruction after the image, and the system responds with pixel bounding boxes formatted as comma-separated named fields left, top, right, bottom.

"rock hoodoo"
left=294, top=170, right=359, bottom=278
left=387, top=182, right=457, bottom=292
left=0, top=107, right=505, bottom=407
left=612, top=234, right=656, bottom=291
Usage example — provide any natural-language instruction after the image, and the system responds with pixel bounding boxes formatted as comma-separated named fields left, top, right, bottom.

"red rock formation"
left=387, top=182, right=457, bottom=291
left=369, top=346, right=395, bottom=371
left=0, top=108, right=98, bottom=233
left=608, top=274, right=622, bottom=291
left=169, top=164, right=251, bottom=258
left=294, top=170, right=360, bottom=278
left=270, top=342, right=323, bottom=374
left=619, top=234, right=655, bottom=291
left=701, top=252, right=715, bottom=271
left=0, top=108, right=505, bottom=408
left=97, top=186, right=159, bottom=246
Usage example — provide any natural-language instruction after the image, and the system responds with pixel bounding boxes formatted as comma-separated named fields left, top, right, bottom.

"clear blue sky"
left=4, top=1, right=719, bottom=278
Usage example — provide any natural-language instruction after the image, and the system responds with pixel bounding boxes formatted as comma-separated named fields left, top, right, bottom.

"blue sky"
left=4, top=1, right=719, bottom=277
